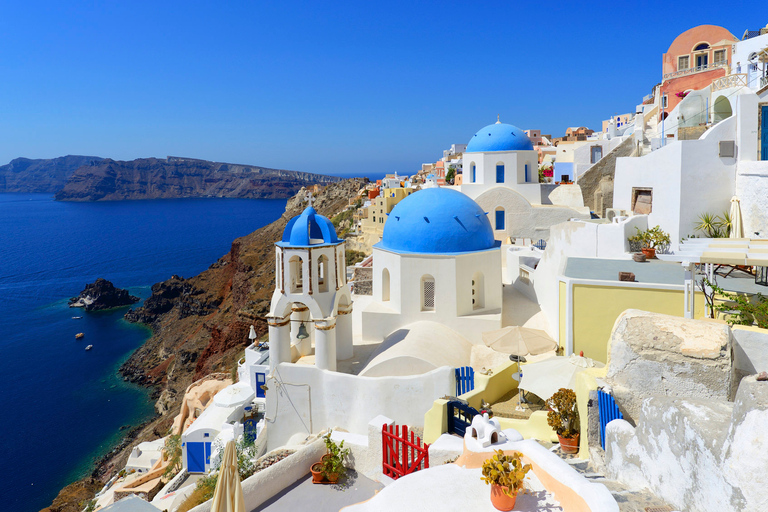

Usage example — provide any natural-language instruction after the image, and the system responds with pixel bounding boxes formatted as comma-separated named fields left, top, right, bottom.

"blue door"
left=256, top=372, right=266, bottom=398
left=761, top=106, right=768, bottom=161
left=187, top=442, right=206, bottom=473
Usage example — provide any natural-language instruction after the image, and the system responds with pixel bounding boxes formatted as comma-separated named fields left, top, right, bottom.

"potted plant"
left=627, top=225, right=670, bottom=259
left=311, top=431, right=350, bottom=484
left=546, top=388, right=580, bottom=454
left=481, top=449, right=531, bottom=511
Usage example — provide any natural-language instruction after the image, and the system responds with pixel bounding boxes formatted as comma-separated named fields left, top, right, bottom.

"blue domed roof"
left=377, top=188, right=499, bottom=254
left=466, top=121, right=534, bottom=152
left=278, top=206, right=340, bottom=247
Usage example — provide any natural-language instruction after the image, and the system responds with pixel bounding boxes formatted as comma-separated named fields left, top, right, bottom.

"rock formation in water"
left=0, top=155, right=103, bottom=193
left=69, top=278, right=140, bottom=311
left=54, top=156, right=342, bottom=201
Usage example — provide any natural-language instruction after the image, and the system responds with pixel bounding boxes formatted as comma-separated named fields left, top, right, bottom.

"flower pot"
left=311, top=462, right=324, bottom=484
left=641, top=247, right=656, bottom=259
left=558, top=433, right=580, bottom=454
left=325, top=472, right=339, bottom=484
left=490, top=484, right=517, bottom=511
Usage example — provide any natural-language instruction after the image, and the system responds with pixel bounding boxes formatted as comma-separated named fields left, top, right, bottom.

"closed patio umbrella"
left=729, top=196, right=743, bottom=239
left=211, top=440, right=245, bottom=512
left=518, top=354, right=604, bottom=401
left=482, top=326, right=557, bottom=357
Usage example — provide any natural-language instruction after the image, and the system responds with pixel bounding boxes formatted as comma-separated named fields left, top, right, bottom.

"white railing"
left=711, top=73, right=747, bottom=91
left=663, top=61, right=728, bottom=80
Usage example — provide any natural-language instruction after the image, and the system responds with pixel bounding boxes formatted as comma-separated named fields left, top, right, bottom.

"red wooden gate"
left=382, top=423, right=430, bottom=479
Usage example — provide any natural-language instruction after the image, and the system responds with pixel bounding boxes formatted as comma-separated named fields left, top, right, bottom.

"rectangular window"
left=471, top=165, right=475, bottom=182
left=631, top=187, right=653, bottom=215
left=678, top=55, right=690, bottom=70
left=496, top=164, right=504, bottom=183
left=422, top=279, right=435, bottom=311
left=713, top=49, right=726, bottom=65
left=495, top=210, right=505, bottom=230
left=524, top=164, right=529, bottom=182
left=661, top=95, right=668, bottom=109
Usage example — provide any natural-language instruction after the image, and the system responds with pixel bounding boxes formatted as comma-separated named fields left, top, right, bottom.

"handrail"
left=663, top=61, right=728, bottom=80
left=711, top=73, right=747, bottom=91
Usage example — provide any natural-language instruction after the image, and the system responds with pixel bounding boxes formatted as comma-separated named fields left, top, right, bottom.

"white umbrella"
left=482, top=326, right=557, bottom=357
left=729, top=196, right=743, bottom=239
left=213, top=382, right=255, bottom=408
left=211, top=440, right=245, bottom=512
left=518, top=354, right=604, bottom=401
left=249, top=325, right=258, bottom=342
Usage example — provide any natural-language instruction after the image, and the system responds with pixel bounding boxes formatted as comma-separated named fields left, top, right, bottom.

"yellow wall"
left=559, top=281, right=566, bottom=352
left=569, top=284, right=706, bottom=363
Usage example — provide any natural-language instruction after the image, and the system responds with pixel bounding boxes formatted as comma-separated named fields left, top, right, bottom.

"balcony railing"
left=711, top=73, right=747, bottom=91
left=663, top=61, right=728, bottom=80
left=762, top=76, right=768, bottom=89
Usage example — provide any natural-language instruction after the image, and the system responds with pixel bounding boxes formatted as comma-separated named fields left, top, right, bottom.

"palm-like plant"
left=695, top=212, right=725, bottom=238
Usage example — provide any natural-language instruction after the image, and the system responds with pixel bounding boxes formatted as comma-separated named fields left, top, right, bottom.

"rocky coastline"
left=40, top=178, right=368, bottom=512
left=69, top=278, right=139, bottom=312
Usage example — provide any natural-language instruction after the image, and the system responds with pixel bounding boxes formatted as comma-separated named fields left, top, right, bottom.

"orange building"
left=660, top=25, right=738, bottom=113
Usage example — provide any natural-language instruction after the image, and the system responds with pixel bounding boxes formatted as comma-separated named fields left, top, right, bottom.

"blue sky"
left=0, top=1, right=758, bottom=176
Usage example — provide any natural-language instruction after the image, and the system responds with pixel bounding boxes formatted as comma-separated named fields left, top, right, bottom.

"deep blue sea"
left=0, top=194, right=286, bottom=512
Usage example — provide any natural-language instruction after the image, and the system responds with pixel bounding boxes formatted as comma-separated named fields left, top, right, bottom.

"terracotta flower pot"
left=558, top=433, right=580, bottom=454
left=310, top=462, right=324, bottom=484
left=641, top=247, right=656, bottom=259
left=490, top=484, right=517, bottom=511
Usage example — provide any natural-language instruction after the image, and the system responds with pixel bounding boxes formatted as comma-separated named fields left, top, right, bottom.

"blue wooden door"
left=761, top=106, right=768, bottom=161
left=256, top=372, right=266, bottom=398
left=187, top=442, right=206, bottom=473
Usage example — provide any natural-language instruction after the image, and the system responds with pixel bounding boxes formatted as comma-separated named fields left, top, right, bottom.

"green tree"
left=446, top=166, right=456, bottom=184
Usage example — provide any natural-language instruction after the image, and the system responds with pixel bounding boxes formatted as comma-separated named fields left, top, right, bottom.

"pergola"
left=657, top=238, right=768, bottom=318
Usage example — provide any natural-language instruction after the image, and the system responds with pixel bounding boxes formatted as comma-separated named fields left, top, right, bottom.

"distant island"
left=0, top=155, right=342, bottom=200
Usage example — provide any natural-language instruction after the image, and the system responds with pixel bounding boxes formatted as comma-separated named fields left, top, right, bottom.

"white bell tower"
left=266, top=197, right=353, bottom=371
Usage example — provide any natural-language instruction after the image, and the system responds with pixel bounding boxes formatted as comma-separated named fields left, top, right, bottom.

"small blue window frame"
left=496, top=164, right=504, bottom=183
left=495, top=209, right=505, bottom=230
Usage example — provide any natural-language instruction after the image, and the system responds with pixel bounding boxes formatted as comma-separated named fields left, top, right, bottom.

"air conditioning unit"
left=605, top=208, right=628, bottom=222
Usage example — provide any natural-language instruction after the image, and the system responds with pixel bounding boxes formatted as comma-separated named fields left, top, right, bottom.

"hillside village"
left=83, top=23, right=768, bottom=512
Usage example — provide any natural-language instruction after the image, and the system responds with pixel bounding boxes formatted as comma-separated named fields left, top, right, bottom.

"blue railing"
left=597, top=389, right=623, bottom=449
left=455, top=366, right=475, bottom=396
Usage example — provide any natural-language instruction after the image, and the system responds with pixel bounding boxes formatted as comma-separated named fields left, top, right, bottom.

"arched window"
left=276, top=249, right=283, bottom=289
left=496, top=163, right=505, bottom=183
left=495, top=207, right=505, bottom=231
left=524, top=163, right=530, bottom=183
left=421, top=275, right=435, bottom=311
left=472, top=272, right=484, bottom=310
left=289, top=255, right=303, bottom=293
left=381, top=268, right=390, bottom=301
left=693, top=43, right=710, bottom=51
left=318, top=255, right=329, bottom=293
left=470, top=163, right=476, bottom=183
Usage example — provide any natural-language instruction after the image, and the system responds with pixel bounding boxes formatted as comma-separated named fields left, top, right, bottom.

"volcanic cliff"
left=54, top=156, right=342, bottom=201
left=40, top=177, right=367, bottom=512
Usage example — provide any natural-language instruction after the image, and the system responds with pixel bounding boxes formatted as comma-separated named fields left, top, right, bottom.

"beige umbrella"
left=482, top=326, right=557, bottom=357
left=211, top=440, right=245, bottom=512
left=729, top=196, right=743, bottom=239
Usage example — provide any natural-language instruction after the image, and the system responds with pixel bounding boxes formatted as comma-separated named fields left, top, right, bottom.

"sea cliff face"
left=54, top=157, right=342, bottom=201
left=39, top=177, right=367, bottom=512
left=0, top=155, right=103, bottom=193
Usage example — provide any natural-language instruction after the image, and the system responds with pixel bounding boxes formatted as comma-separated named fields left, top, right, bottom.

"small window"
left=678, top=55, right=690, bottom=70
left=714, top=49, right=726, bottom=64
left=495, top=208, right=505, bottom=230
left=661, top=95, right=668, bottom=109
left=421, top=275, right=435, bottom=311
left=524, top=163, right=529, bottom=182
left=631, top=187, right=653, bottom=215
left=496, top=164, right=505, bottom=183
left=693, top=43, right=710, bottom=51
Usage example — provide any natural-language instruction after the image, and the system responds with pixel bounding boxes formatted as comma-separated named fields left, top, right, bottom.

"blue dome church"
left=459, top=117, right=590, bottom=244
left=362, top=188, right=503, bottom=343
